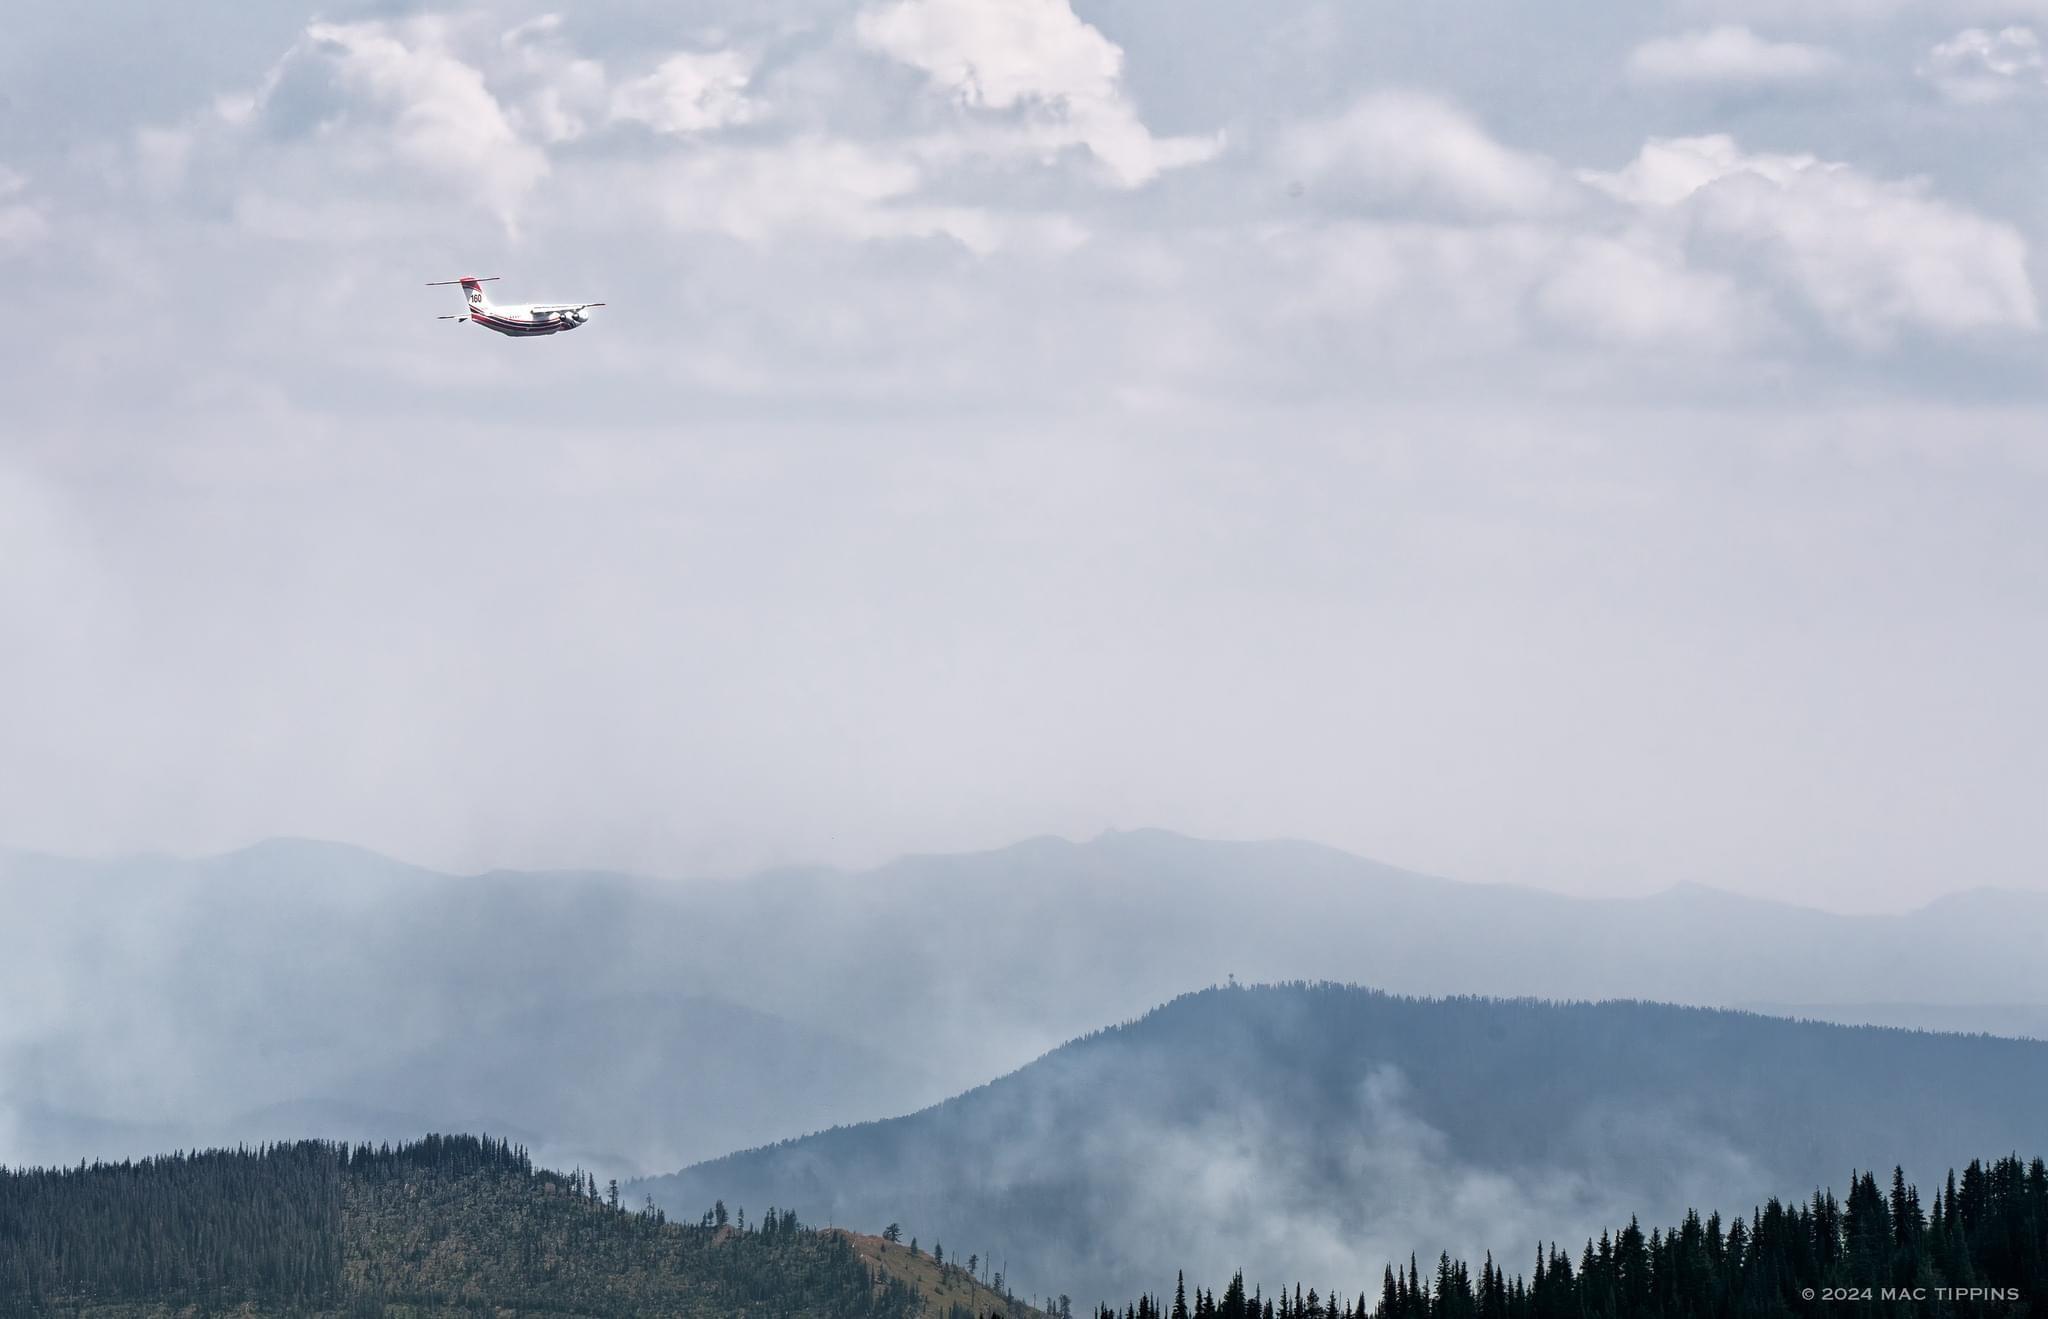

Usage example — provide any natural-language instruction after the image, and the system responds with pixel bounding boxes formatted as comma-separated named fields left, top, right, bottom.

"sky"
left=2, top=0, right=2045, bottom=913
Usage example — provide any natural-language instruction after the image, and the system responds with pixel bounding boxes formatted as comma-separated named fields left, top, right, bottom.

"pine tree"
left=1223, top=1270, right=1248, bottom=1319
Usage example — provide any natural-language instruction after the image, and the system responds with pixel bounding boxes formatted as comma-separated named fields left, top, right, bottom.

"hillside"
left=636, top=983, right=2048, bottom=1305
left=1736, top=1001, right=2048, bottom=1042
left=0, top=1134, right=1012, bottom=1317
left=830, top=1229, right=1054, bottom=1319
left=6, top=832, right=2046, bottom=1174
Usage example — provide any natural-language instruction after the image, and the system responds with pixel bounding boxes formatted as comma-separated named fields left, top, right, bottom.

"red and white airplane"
left=429, top=276, right=605, bottom=336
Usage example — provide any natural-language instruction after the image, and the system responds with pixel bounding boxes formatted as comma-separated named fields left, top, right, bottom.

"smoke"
left=1059, top=1065, right=1652, bottom=1294
left=6, top=831, right=2045, bottom=1178
left=637, top=981, right=2048, bottom=1304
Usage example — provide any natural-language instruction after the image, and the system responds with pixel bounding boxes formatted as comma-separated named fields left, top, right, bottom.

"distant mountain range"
left=4, top=830, right=2043, bottom=1175
left=636, top=983, right=2048, bottom=1305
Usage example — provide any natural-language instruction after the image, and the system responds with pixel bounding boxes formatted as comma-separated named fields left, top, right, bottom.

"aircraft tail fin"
left=426, top=275, right=500, bottom=309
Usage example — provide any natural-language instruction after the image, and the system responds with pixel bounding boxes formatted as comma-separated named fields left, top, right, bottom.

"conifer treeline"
left=0, top=1134, right=927, bottom=1316
left=1097, top=1156, right=2046, bottom=1319
left=0, top=1138, right=349, bottom=1305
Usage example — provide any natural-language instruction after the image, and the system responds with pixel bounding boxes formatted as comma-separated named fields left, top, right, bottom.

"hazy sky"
left=3, top=0, right=2045, bottom=912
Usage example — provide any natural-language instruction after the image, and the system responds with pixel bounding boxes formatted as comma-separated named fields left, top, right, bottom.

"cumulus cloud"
left=123, top=4, right=1215, bottom=255
left=100, top=0, right=2041, bottom=379
left=1254, top=95, right=2035, bottom=360
left=494, top=15, right=761, bottom=140
left=1626, top=26, right=1843, bottom=85
left=609, top=50, right=760, bottom=135
left=1533, top=234, right=1755, bottom=349
left=496, top=15, right=610, bottom=144
left=1277, top=92, right=1577, bottom=219
left=1920, top=26, right=2046, bottom=103
left=1583, top=136, right=2038, bottom=344
left=302, top=19, right=550, bottom=201
left=855, top=0, right=1220, bottom=186
left=614, top=137, right=1088, bottom=254
left=1256, top=215, right=1757, bottom=367
left=1257, top=99, right=1760, bottom=357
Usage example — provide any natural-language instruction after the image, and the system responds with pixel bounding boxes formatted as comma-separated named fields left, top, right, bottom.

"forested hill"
left=0, top=1134, right=1014, bottom=1317
left=1095, top=1154, right=2048, bottom=1318
left=639, top=984, right=2048, bottom=1304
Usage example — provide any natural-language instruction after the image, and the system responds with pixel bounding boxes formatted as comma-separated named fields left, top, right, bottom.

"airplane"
left=428, top=276, right=605, bottom=336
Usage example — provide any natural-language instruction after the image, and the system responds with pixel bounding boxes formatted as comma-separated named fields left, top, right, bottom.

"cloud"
left=0, top=167, right=49, bottom=249
left=1277, top=93, right=1576, bottom=219
left=1249, top=91, right=2041, bottom=363
left=1253, top=215, right=1756, bottom=369
left=4, top=0, right=2048, bottom=930
left=1583, top=136, right=2038, bottom=344
left=1533, top=233, right=1755, bottom=349
left=1256, top=99, right=1761, bottom=358
left=1626, top=26, right=1844, bottom=85
left=617, top=137, right=1084, bottom=254
left=855, top=0, right=1219, bottom=186
left=1920, top=26, right=2046, bottom=103
left=126, top=5, right=1207, bottom=255
left=609, top=50, right=760, bottom=135
left=132, top=126, right=196, bottom=192
left=494, top=16, right=761, bottom=140
left=301, top=19, right=549, bottom=202
left=496, top=15, right=610, bottom=144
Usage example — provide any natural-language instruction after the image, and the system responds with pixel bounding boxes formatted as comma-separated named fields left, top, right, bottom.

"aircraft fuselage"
left=468, top=305, right=588, bottom=336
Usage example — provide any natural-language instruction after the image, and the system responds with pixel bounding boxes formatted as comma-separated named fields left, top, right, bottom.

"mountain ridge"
left=6, top=832, right=2045, bottom=1176
left=635, top=983, right=2048, bottom=1303
left=17, top=827, right=2047, bottom=920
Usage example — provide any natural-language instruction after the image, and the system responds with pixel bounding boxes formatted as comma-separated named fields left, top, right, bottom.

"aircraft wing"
left=531, top=302, right=606, bottom=313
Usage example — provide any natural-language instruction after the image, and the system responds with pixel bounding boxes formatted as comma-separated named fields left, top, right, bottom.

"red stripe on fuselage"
left=472, top=310, right=576, bottom=336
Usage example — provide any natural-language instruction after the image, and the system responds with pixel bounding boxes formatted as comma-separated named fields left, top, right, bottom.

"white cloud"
left=0, top=166, right=50, bottom=250
left=132, top=126, right=195, bottom=192
left=302, top=20, right=550, bottom=201
left=130, top=6, right=1193, bottom=255
left=611, top=137, right=1086, bottom=254
left=0, top=207, right=49, bottom=249
left=1584, top=136, right=2038, bottom=343
left=1261, top=97, right=2034, bottom=358
left=1253, top=98, right=1766, bottom=357
left=1534, top=234, right=1756, bottom=349
left=497, top=17, right=611, bottom=144
left=1626, top=26, right=1843, bottom=85
left=1256, top=214, right=1757, bottom=366
left=1698, top=0, right=2048, bottom=23
left=610, top=50, right=760, bottom=135
left=1278, top=92, right=1576, bottom=219
left=1920, top=26, right=2046, bottom=103
left=856, top=0, right=1219, bottom=187
left=99, top=17, right=565, bottom=240
left=495, top=16, right=759, bottom=140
